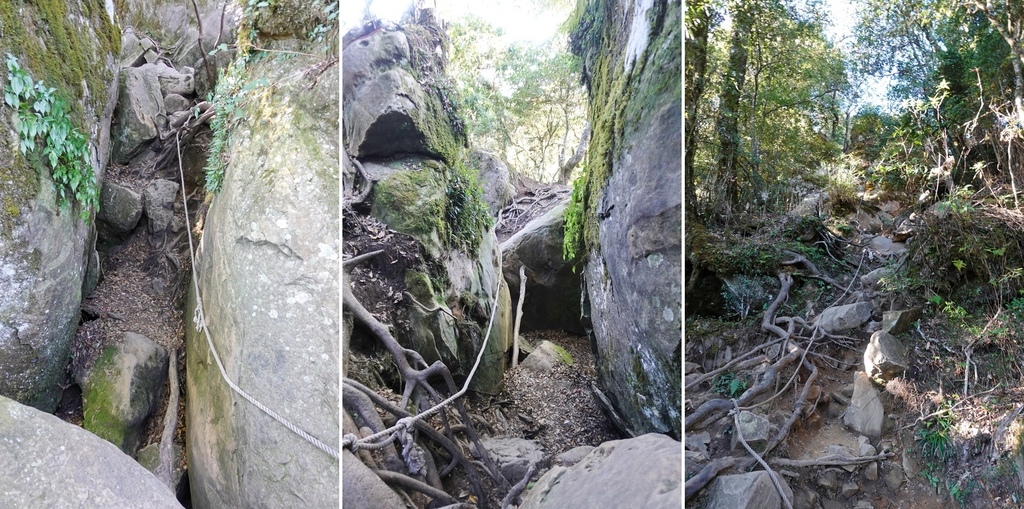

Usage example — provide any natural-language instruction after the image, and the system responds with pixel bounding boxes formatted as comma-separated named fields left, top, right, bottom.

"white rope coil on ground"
left=176, top=133, right=339, bottom=461
left=342, top=276, right=503, bottom=452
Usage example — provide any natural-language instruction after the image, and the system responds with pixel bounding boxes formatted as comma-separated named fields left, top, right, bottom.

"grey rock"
left=342, top=450, right=405, bottom=509
left=81, top=332, right=168, bottom=454
left=685, top=431, right=711, bottom=459
left=864, top=461, right=878, bottom=481
left=685, top=362, right=701, bottom=374
left=817, top=469, right=838, bottom=490
left=481, top=438, right=546, bottom=484
left=342, top=29, right=410, bottom=98
left=794, top=489, right=819, bottom=509
left=137, top=442, right=187, bottom=498
left=112, top=64, right=165, bottom=163
left=864, top=331, right=909, bottom=382
left=163, top=93, right=191, bottom=113
left=344, top=67, right=460, bottom=160
left=841, top=480, right=860, bottom=498
left=869, top=235, right=906, bottom=257
left=144, top=179, right=180, bottom=235
left=520, top=434, right=680, bottom=509
left=731, top=411, right=772, bottom=451
left=853, top=210, right=883, bottom=234
left=501, top=201, right=584, bottom=333
left=185, top=48, right=338, bottom=508
left=98, top=180, right=143, bottom=237
left=115, top=0, right=239, bottom=74
left=469, top=149, right=516, bottom=216
left=704, top=471, right=793, bottom=509
left=119, top=29, right=148, bottom=68
left=555, top=445, right=595, bottom=467
left=881, top=308, right=921, bottom=335
left=844, top=371, right=884, bottom=438
left=0, top=6, right=117, bottom=412
left=0, top=395, right=182, bottom=508
left=578, top=0, right=681, bottom=440
left=817, top=302, right=872, bottom=333
left=168, top=110, right=191, bottom=129
left=884, top=464, right=904, bottom=489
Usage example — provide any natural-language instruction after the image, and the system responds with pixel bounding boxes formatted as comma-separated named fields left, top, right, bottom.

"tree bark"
left=685, top=1, right=712, bottom=220
left=714, top=1, right=753, bottom=213
left=556, top=124, right=591, bottom=184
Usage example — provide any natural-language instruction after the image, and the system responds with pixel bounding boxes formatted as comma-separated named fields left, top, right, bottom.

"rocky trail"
left=686, top=198, right=1024, bottom=508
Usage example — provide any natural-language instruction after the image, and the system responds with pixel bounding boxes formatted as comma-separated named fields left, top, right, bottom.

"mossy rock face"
left=371, top=164, right=448, bottom=258
left=571, top=0, right=681, bottom=439
left=81, top=333, right=168, bottom=455
left=0, top=0, right=118, bottom=412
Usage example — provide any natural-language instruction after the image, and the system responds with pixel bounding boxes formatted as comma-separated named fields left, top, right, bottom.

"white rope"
left=343, top=275, right=502, bottom=451
left=176, top=132, right=339, bottom=460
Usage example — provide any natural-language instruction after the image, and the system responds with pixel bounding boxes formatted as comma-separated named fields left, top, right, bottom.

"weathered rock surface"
left=98, top=180, right=144, bottom=238
left=520, top=433, right=680, bottom=509
left=342, top=450, right=406, bottom=509
left=860, top=267, right=893, bottom=289
left=730, top=410, right=772, bottom=451
left=844, top=371, right=884, bottom=438
left=868, top=235, right=906, bottom=257
left=501, top=202, right=584, bottom=333
left=185, top=44, right=339, bottom=508
left=881, top=308, right=921, bottom=335
left=817, top=302, right=872, bottom=333
left=144, top=179, right=180, bottom=235
left=481, top=437, right=546, bottom=484
left=555, top=445, right=595, bottom=467
left=572, top=0, right=682, bottom=439
left=864, top=331, right=909, bottom=382
left=704, top=471, right=793, bottom=509
left=469, top=149, right=516, bottom=216
left=112, top=64, right=166, bottom=163
left=521, top=340, right=573, bottom=373
left=115, top=0, right=241, bottom=91
left=81, top=332, right=168, bottom=455
left=0, top=395, right=182, bottom=508
left=0, top=1, right=118, bottom=412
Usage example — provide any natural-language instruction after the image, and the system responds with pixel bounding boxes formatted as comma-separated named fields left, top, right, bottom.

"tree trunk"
left=684, top=2, right=712, bottom=219
left=714, top=1, right=752, bottom=213
left=556, top=124, right=591, bottom=184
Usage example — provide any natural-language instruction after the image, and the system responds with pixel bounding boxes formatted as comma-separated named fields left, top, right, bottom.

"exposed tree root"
left=154, top=348, right=180, bottom=490
left=343, top=250, right=513, bottom=507
left=684, top=456, right=739, bottom=501
left=374, top=468, right=458, bottom=506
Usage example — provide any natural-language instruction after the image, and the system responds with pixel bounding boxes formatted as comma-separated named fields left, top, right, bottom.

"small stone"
left=884, top=464, right=904, bottom=489
left=863, top=461, right=878, bottom=481
left=841, top=481, right=860, bottom=498
left=816, top=470, right=838, bottom=490
left=684, top=362, right=701, bottom=374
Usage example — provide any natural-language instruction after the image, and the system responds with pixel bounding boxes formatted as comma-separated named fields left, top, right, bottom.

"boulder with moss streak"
left=0, top=0, right=118, bottom=412
left=569, top=0, right=681, bottom=438
left=184, top=39, right=339, bottom=508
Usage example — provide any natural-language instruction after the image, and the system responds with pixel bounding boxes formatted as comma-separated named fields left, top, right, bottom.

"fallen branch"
left=767, top=452, right=893, bottom=468
left=154, top=348, right=180, bottom=490
left=684, top=456, right=739, bottom=500
left=374, top=468, right=457, bottom=506
left=511, top=265, right=526, bottom=368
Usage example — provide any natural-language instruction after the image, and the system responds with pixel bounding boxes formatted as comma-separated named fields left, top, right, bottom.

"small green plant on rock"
left=4, top=54, right=97, bottom=221
left=711, top=371, right=748, bottom=399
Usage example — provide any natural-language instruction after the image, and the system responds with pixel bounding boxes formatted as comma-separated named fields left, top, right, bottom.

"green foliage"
left=449, top=15, right=587, bottom=182
left=711, top=371, right=748, bottom=399
left=4, top=54, right=97, bottom=221
left=308, top=1, right=338, bottom=42
left=563, top=170, right=586, bottom=261
left=204, top=59, right=267, bottom=194
left=918, top=410, right=955, bottom=462
left=446, top=159, right=493, bottom=253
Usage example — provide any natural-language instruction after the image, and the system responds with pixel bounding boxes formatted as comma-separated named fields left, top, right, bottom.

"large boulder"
left=704, top=471, right=794, bottom=509
left=81, top=332, right=169, bottom=455
left=501, top=201, right=584, bottom=333
left=570, top=0, right=682, bottom=438
left=98, top=180, right=144, bottom=239
left=343, top=23, right=465, bottom=162
left=0, top=395, right=182, bottom=507
left=343, top=21, right=512, bottom=395
left=519, top=433, right=681, bottom=509
left=468, top=149, right=516, bottom=216
left=185, top=42, right=339, bottom=507
left=844, top=371, right=885, bottom=438
left=111, top=64, right=166, bottom=163
left=817, top=302, right=872, bottom=333
left=0, top=1, right=119, bottom=412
